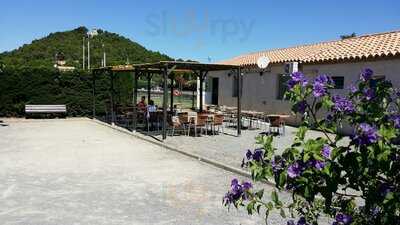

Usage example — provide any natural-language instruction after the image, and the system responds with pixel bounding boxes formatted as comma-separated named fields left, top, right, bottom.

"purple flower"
left=252, top=149, right=264, bottom=161
left=390, top=115, right=400, bottom=129
left=296, top=101, right=307, bottom=114
left=326, top=114, right=334, bottom=123
left=288, top=72, right=308, bottom=90
left=335, top=213, right=352, bottom=225
left=271, top=157, right=286, bottom=173
left=378, top=183, right=393, bottom=197
left=315, top=74, right=333, bottom=85
left=312, top=75, right=332, bottom=97
left=287, top=79, right=297, bottom=90
left=363, top=88, right=375, bottom=100
left=313, top=82, right=327, bottom=97
left=242, top=181, right=252, bottom=190
left=223, top=179, right=253, bottom=206
left=291, top=72, right=306, bottom=82
left=349, top=84, right=357, bottom=93
left=314, top=161, right=325, bottom=170
left=307, top=160, right=325, bottom=170
left=287, top=162, right=303, bottom=178
left=287, top=220, right=295, bottom=225
left=371, top=207, right=381, bottom=218
left=332, top=95, right=354, bottom=114
left=246, top=150, right=252, bottom=160
left=243, top=149, right=264, bottom=165
left=321, top=145, right=332, bottom=159
left=352, top=123, right=379, bottom=145
left=297, top=217, right=308, bottom=225
left=360, top=68, right=373, bottom=81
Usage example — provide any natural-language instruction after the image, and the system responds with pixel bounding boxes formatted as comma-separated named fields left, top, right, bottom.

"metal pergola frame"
left=92, top=61, right=242, bottom=140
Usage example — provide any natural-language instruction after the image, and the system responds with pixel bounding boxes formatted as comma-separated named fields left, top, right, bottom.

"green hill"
left=0, top=26, right=172, bottom=68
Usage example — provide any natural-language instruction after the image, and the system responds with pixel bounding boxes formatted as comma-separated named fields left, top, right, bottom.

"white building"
left=206, top=30, right=400, bottom=130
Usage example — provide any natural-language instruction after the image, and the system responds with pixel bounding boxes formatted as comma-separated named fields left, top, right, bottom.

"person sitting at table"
left=147, top=100, right=157, bottom=113
left=172, top=104, right=180, bottom=116
left=137, top=96, right=147, bottom=111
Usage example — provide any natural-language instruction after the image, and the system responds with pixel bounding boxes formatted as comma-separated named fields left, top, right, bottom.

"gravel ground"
left=0, top=118, right=298, bottom=225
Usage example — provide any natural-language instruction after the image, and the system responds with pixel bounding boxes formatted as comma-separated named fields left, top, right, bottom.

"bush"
left=223, top=69, right=400, bottom=225
left=0, top=67, right=111, bottom=117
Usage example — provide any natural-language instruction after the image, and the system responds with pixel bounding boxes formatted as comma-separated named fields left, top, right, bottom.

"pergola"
left=92, top=61, right=242, bottom=140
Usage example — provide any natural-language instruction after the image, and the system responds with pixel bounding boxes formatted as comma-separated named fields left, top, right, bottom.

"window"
left=232, top=75, right=243, bottom=97
left=277, top=74, right=290, bottom=100
left=371, top=76, right=385, bottom=88
left=331, top=76, right=344, bottom=89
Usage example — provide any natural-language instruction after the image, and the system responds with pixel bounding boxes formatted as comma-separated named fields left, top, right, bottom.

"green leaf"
left=247, top=201, right=255, bottom=215
left=271, top=190, right=279, bottom=204
left=266, top=202, right=274, bottom=210
left=315, top=102, right=323, bottom=111
left=383, top=192, right=394, bottom=204
left=296, top=126, right=308, bottom=141
left=278, top=171, right=287, bottom=188
left=322, top=95, right=334, bottom=109
left=303, top=152, right=311, bottom=162
left=379, top=126, right=396, bottom=141
left=304, top=186, right=311, bottom=199
left=256, top=204, right=262, bottom=214
left=280, top=208, right=286, bottom=218
left=255, top=189, right=264, bottom=199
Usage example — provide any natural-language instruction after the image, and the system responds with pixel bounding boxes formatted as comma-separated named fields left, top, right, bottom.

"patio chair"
left=224, top=113, right=236, bottom=128
left=213, top=114, right=224, bottom=134
left=178, top=113, right=189, bottom=135
left=268, top=116, right=285, bottom=136
left=187, top=115, right=208, bottom=137
left=254, top=114, right=269, bottom=130
left=195, top=114, right=210, bottom=136
left=169, top=116, right=186, bottom=136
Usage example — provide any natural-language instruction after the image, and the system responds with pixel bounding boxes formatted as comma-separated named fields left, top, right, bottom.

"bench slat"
left=25, top=105, right=67, bottom=114
left=26, top=107, right=66, bottom=110
left=26, top=110, right=67, bottom=112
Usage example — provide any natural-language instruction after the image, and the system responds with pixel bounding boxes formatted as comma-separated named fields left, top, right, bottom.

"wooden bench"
left=25, top=105, right=67, bottom=118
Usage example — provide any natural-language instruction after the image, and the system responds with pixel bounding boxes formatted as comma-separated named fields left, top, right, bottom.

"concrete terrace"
left=159, top=126, right=342, bottom=172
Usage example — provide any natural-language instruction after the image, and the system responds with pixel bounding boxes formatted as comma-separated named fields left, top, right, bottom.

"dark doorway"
left=211, top=77, right=219, bottom=105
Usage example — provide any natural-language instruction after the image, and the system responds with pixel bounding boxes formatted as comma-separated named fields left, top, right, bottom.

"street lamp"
left=86, top=29, right=98, bottom=70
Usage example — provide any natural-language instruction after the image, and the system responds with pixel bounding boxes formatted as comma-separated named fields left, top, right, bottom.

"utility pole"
left=102, top=43, right=106, bottom=67
left=87, top=37, right=90, bottom=70
left=82, top=37, right=86, bottom=70
left=86, top=29, right=98, bottom=70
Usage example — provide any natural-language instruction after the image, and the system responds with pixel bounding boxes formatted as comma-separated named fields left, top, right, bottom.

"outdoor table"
left=267, top=114, right=290, bottom=120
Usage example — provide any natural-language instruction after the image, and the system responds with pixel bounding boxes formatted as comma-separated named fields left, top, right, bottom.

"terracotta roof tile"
left=219, top=30, right=400, bottom=66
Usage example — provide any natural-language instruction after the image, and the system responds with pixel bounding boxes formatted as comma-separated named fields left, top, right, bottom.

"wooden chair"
left=169, top=116, right=186, bottom=136
left=213, top=114, right=224, bottom=134
left=268, top=116, right=285, bottom=135
left=194, top=114, right=209, bottom=137
left=178, top=113, right=189, bottom=135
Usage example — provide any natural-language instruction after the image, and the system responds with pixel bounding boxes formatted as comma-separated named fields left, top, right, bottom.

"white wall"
left=208, top=58, right=400, bottom=132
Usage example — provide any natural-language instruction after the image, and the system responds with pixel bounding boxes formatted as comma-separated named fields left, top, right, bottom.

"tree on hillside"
left=0, top=26, right=173, bottom=69
left=340, top=32, right=357, bottom=40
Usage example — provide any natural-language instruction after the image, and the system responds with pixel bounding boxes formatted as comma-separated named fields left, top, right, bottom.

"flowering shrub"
left=223, top=69, right=400, bottom=224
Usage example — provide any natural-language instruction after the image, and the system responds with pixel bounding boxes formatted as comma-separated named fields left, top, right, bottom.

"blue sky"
left=1, top=0, right=399, bottom=62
